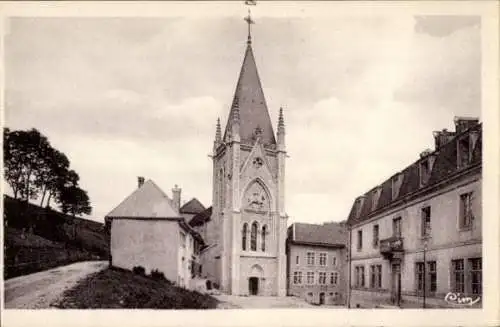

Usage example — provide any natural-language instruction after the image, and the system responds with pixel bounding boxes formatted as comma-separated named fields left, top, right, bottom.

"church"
left=106, top=12, right=289, bottom=297
left=195, top=18, right=288, bottom=297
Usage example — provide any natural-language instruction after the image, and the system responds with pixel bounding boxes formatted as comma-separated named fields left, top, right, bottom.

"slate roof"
left=288, top=222, right=347, bottom=247
left=106, top=179, right=180, bottom=219
left=180, top=198, right=206, bottom=215
left=223, top=41, right=276, bottom=146
left=347, top=121, right=482, bottom=226
left=189, top=207, right=212, bottom=227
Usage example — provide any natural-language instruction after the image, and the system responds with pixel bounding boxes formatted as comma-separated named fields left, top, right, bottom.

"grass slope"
left=55, top=268, right=219, bottom=309
left=4, top=195, right=109, bottom=279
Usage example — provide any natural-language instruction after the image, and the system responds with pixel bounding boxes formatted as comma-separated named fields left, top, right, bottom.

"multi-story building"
left=286, top=222, right=347, bottom=305
left=346, top=117, right=482, bottom=308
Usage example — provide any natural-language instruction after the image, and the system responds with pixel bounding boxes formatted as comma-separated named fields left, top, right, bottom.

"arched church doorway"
left=249, top=277, right=259, bottom=295
left=248, top=264, right=264, bottom=296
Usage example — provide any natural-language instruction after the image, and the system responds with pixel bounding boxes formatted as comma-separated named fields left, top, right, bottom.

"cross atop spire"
left=244, top=9, right=255, bottom=44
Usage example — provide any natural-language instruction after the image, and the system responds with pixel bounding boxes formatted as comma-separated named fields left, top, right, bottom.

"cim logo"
left=444, top=292, right=481, bottom=306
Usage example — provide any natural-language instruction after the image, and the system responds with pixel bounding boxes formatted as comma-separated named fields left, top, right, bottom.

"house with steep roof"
left=106, top=177, right=205, bottom=289
left=180, top=198, right=206, bottom=223
left=346, top=117, right=482, bottom=308
left=286, top=222, right=348, bottom=305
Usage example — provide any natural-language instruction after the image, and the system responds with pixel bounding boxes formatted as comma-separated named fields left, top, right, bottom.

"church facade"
left=199, top=31, right=288, bottom=296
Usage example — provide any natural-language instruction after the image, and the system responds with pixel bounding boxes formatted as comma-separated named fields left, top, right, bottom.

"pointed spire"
left=222, top=26, right=276, bottom=146
left=277, top=106, right=286, bottom=151
left=278, top=107, right=285, bottom=131
left=233, top=102, right=241, bottom=124
left=215, top=117, right=222, bottom=143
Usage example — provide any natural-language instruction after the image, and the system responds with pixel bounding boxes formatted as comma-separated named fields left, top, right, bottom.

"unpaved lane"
left=4, top=261, right=108, bottom=309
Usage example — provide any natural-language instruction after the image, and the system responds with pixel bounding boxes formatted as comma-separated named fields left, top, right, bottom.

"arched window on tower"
left=251, top=222, right=258, bottom=251
left=219, top=168, right=224, bottom=210
left=242, top=223, right=248, bottom=251
left=261, top=225, right=267, bottom=252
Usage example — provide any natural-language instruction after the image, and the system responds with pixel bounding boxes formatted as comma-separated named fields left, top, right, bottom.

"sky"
left=3, top=6, right=481, bottom=225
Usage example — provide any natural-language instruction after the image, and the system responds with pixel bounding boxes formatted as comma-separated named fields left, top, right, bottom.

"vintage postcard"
left=1, top=1, right=499, bottom=327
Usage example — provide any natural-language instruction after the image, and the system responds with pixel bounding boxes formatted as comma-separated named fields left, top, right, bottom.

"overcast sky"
left=4, top=6, right=481, bottom=224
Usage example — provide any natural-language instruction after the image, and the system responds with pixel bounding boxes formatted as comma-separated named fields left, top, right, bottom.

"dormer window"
left=457, top=135, right=472, bottom=169
left=419, top=152, right=436, bottom=187
left=391, top=173, right=403, bottom=200
left=371, top=187, right=382, bottom=212
left=355, top=196, right=365, bottom=218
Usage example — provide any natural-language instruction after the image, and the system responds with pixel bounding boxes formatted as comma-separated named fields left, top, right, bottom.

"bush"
left=132, top=266, right=145, bottom=276
left=150, top=269, right=165, bottom=281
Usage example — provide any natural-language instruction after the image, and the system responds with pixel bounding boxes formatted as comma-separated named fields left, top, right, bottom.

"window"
left=393, top=217, right=402, bottom=237
left=458, top=136, right=471, bottom=168
left=459, top=192, right=474, bottom=229
left=420, top=159, right=431, bottom=186
left=307, top=272, right=314, bottom=285
left=330, top=272, right=338, bottom=285
left=357, top=230, right=363, bottom=250
left=370, top=265, right=382, bottom=289
left=452, top=259, right=465, bottom=293
left=319, top=272, right=327, bottom=285
left=355, top=266, right=365, bottom=287
left=428, top=261, right=437, bottom=293
left=416, top=262, right=424, bottom=292
left=180, top=232, right=186, bottom=248
left=293, top=271, right=302, bottom=285
left=307, top=252, right=315, bottom=265
left=261, top=225, right=267, bottom=251
left=421, top=206, right=431, bottom=237
left=373, top=225, right=379, bottom=247
left=377, top=265, right=382, bottom=289
left=250, top=222, right=258, bottom=251
left=219, top=168, right=225, bottom=209
left=319, top=253, right=327, bottom=266
left=242, top=223, right=248, bottom=251
left=469, top=258, right=482, bottom=295
left=332, top=256, right=337, bottom=266
left=295, top=255, right=299, bottom=265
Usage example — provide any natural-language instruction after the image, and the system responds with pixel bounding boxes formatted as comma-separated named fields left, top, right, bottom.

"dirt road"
left=4, top=261, right=108, bottom=309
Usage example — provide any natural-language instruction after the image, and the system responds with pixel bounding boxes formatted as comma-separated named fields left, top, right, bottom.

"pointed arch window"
left=242, top=223, right=248, bottom=251
left=219, top=168, right=225, bottom=210
left=251, top=222, right=258, bottom=251
left=261, top=225, right=267, bottom=252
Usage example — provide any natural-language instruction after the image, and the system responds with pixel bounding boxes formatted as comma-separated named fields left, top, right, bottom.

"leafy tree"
left=4, top=127, right=93, bottom=217
left=59, top=185, right=92, bottom=217
left=3, top=128, right=50, bottom=201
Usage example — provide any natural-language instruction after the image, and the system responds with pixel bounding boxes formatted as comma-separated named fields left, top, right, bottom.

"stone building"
left=346, top=117, right=482, bottom=308
left=106, top=178, right=205, bottom=289
left=286, top=222, right=347, bottom=305
left=197, top=27, right=288, bottom=296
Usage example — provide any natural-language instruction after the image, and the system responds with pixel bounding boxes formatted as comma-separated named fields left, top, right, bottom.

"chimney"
left=454, top=116, right=479, bottom=134
left=172, top=184, right=181, bottom=213
left=433, top=129, right=456, bottom=150
left=138, top=176, right=145, bottom=188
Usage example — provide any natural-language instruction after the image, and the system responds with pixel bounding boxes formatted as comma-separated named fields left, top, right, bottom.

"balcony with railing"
left=379, top=236, right=404, bottom=259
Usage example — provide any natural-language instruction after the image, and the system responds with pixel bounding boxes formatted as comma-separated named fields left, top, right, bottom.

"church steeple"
left=223, top=13, right=276, bottom=146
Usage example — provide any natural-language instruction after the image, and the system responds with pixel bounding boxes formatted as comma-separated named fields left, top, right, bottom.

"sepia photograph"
left=1, top=1, right=499, bottom=326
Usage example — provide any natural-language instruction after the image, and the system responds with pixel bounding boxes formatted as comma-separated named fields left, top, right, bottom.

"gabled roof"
left=189, top=206, right=212, bottom=227
left=347, top=121, right=482, bottom=226
left=288, top=222, right=347, bottom=247
left=180, top=198, right=206, bottom=215
left=106, top=179, right=180, bottom=219
left=223, top=42, right=276, bottom=146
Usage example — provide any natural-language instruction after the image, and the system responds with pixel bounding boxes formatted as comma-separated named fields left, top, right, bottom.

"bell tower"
left=208, top=7, right=288, bottom=296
